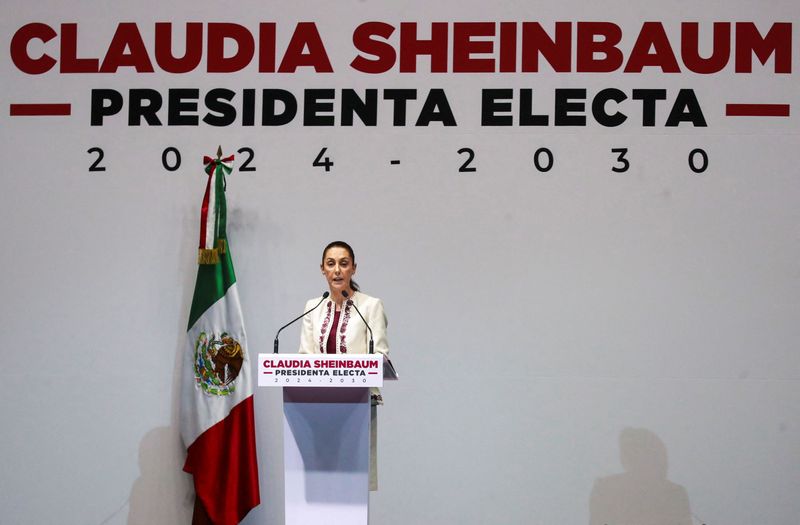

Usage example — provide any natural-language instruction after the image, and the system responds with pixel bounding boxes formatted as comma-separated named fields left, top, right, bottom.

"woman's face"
left=321, top=246, right=356, bottom=294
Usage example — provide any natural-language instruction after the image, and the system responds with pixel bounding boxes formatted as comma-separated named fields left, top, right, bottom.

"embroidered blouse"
left=299, top=291, right=389, bottom=356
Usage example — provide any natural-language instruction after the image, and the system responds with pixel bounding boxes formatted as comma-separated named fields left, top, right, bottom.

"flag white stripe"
left=180, top=282, right=251, bottom=446
left=204, top=171, right=217, bottom=250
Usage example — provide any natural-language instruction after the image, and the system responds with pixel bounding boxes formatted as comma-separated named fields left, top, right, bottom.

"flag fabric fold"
left=180, top=152, right=260, bottom=525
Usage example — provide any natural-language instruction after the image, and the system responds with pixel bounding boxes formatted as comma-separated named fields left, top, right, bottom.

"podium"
left=258, top=354, right=397, bottom=525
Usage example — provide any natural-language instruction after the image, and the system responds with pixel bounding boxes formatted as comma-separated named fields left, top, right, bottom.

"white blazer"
left=299, top=291, right=389, bottom=356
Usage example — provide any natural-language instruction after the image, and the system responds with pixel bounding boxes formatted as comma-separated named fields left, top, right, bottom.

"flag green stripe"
left=215, top=165, right=228, bottom=244
left=187, top=249, right=237, bottom=330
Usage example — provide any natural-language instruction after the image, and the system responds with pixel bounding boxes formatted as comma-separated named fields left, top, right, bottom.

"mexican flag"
left=180, top=152, right=260, bottom=525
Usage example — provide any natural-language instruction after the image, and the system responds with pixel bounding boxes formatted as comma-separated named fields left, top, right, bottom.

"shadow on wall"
left=127, top=425, right=193, bottom=525
left=589, top=427, right=693, bottom=525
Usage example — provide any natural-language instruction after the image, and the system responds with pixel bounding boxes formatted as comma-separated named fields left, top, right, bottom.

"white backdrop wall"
left=1, top=1, right=799, bottom=524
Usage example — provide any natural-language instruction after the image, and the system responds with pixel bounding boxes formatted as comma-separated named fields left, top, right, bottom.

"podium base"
left=283, top=387, right=370, bottom=525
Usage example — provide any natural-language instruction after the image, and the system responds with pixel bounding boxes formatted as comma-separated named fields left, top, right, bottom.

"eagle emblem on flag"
left=194, top=331, right=245, bottom=396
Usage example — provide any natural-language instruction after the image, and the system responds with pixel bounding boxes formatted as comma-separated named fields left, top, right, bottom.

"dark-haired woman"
left=298, top=241, right=389, bottom=491
left=299, top=241, right=389, bottom=357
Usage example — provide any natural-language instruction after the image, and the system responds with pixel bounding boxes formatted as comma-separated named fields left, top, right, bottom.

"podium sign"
left=257, top=353, right=384, bottom=387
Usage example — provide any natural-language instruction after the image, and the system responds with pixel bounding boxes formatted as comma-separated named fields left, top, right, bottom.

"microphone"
left=342, top=290, right=374, bottom=354
left=273, top=292, right=330, bottom=353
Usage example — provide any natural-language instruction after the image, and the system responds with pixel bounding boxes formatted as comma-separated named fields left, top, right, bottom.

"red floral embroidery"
left=319, top=301, right=332, bottom=353
left=318, top=300, right=353, bottom=353
left=339, top=301, right=352, bottom=353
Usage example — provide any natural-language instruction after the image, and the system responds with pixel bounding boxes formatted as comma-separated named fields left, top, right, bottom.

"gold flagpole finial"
left=216, top=145, right=223, bottom=159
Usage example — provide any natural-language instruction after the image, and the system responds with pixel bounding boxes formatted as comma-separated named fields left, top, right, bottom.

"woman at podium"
left=298, top=241, right=389, bottom=359
left=297, top=240, right=389, bottom=490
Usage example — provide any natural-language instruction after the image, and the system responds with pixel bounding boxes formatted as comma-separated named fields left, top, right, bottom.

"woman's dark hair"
left=321, top=241, right=360, bottom=291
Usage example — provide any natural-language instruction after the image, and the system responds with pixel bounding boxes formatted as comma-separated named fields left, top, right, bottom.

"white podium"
left=258, top=354, right=396, bottom=525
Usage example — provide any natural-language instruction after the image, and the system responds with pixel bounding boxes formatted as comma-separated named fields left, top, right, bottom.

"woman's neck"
left=329, top=288, right=353, bottom=308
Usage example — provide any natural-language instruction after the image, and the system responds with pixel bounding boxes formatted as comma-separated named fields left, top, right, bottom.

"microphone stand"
left=342, top=290, right=374, bottom=354
left=273, top=292, right=329, bottom=353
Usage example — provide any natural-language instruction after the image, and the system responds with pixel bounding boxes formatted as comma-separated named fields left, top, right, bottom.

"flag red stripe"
left=184, top=395, right=260, bottom=525
left=199, top=172, right=213, bottom=249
